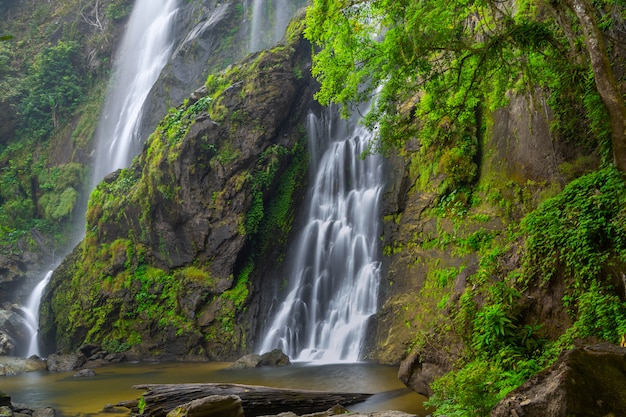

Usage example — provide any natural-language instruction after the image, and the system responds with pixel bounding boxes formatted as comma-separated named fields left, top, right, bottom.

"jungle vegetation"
left=304, top=0, right=626, bottom=415
left=0, top=0, right=132, bottom=254
left=1, top=0, right=625, bottom=415
left=305, top=0, right=625, bottom=170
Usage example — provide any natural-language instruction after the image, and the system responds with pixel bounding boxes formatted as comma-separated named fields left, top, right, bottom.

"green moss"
left=522, top=167, right=626, bottom=287
left=244, top=141, right=307, bottom=239
left=39, top=187, right=78, bottom=221
left=216, top=141, right=240, bottom=165
left=176, top=265, right=212, bottom=285
left=423, top=168, right=626, bottom=416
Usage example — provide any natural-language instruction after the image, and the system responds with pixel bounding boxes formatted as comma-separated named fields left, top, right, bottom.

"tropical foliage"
left=304, top=0, right=625, bottom=169
left=304, top=0, right=625, bottom=415
left=0, top=0, right=119, bottom=253
left=18, top=41, right=85, bottom=140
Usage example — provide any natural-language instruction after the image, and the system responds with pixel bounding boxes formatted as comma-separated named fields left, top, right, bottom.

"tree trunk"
left=564, top=0, right=626, bottom=172
left=118, top=383, right=373, bottom=417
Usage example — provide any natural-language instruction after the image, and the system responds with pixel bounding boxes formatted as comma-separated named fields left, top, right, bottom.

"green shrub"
left=18, top=41, right=85, bottom=140
left=39, top=187, right=78, bottom=221
left=522, top=167, right=626, bottom=287
left=105, top=1, right=132, bottom=21
left=428, top=168, right=626, bottom=416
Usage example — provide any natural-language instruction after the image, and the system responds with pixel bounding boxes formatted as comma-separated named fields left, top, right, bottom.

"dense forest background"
left=0, top=0, right=133, bottom=268
left=1, top=0, right=626, bottom=416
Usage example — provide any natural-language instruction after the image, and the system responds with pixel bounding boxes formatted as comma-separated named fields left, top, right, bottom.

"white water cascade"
left=21, top=271, right=53, bottom=357
left=248, top=0, right=294, bottom=53
left=91, top=0, right=178, bottom=185
left=20, top=0, right=179, bottom=358
left=260, top=108, right=384, bottom=362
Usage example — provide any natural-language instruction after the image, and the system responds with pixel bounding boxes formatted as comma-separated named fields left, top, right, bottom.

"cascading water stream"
left=20, top=0, right=179, bottom=357
left=21, top=271, right=53, bottom=357
left=91, top=0, right=178, bottom=185
left=248, top=0, right=295, bottom=53
left=260, top=108, right=384, bottom=362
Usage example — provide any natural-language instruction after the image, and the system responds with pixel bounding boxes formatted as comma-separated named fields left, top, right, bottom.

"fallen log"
left=121, top=383, right=373, bottom=417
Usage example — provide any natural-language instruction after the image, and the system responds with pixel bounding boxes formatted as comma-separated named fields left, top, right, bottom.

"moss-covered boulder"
left=491, top=343, right=626, bottom=417
left=39, top=26, right=315, bottom=360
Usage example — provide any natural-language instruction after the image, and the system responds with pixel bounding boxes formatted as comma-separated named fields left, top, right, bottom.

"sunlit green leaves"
left=304, top=0, right=571, bottom=153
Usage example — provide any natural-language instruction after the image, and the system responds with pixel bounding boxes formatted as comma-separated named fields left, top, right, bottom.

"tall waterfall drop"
left=21, top=0, right=179, bottom=358
left=91, top=0, right=178, bottom=185
left=260, top=108, right=384, bottom=362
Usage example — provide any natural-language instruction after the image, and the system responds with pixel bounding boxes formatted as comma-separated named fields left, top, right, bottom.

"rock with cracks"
left=491, top=343, right=626, bottom=417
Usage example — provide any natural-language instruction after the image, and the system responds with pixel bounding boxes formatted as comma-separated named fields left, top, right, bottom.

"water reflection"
left=0, top=362, right=429, bottom=416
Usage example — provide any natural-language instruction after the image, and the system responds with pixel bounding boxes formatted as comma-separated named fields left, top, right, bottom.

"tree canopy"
left=304, top=0, right=626, bottom=171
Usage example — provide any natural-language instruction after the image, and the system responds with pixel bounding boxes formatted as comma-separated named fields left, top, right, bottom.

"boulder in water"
left=46, top=353, right=85, bottom=372
left=72, top=369, right=96, bottom=378
left=32, top=408, right=55, bottom=417
left=230, top=349, right=290, bottom=369
left=229, top=354, right=261, bottom=369
left=0, top=356, right=47, bottom=375
left=258, top=349, right=291, bottom=367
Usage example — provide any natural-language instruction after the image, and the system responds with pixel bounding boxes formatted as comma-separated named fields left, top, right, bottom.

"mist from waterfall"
left=91, top=0, right=178, bottom=186
left=259, top=107, right=384, bottom=362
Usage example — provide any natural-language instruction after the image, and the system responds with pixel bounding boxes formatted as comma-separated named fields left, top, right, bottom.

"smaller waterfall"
left=22, top=271, right=53, bottom=357
left=248, top=0, right=296, bottom=53
left=260, top=109, right=384, bottom=362
left=91, top=0, right=178, bottom=185
left=249, top=0, right=264, bottom=52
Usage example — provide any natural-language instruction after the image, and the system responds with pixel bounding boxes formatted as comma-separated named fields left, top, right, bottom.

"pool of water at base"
left=0, top=361, right=431, bottom=417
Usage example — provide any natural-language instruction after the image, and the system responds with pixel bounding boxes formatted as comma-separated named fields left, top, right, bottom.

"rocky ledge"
left=46, top=344, right=126, bottom=372
left=0, top=391, right=56, bottom=417
left=0, top=344, right=126, bottom=375
left=491, top=343, right=626, bottom=417
left=0, top=356, right=46, bottom=376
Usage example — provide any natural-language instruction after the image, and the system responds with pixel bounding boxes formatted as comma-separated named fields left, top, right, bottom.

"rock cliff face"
left=0, top=0, right=270, bottom=310
left=366, top=86, right=619, bottom=401
left=138, top=1, right=246, bottom=142
left=39, top=29, right=316, bottom=359
left=140, top=0, right=309, bottom=141
left=491, top=343, right=626, bottom=417
left=369, top=93, right=573, bottom=365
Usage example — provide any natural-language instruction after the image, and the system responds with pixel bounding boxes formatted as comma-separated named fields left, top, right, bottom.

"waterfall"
left=260, top=108, right=384, bottom=362
left=248, top=0, right=296, bottom=53
left=17, top=0, right=179, bottom=357
left=91, top=0, right=178, bottom=185
left=22, top=271, right=53, bottom=357
left=249, top=0, right=264, bottom=52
